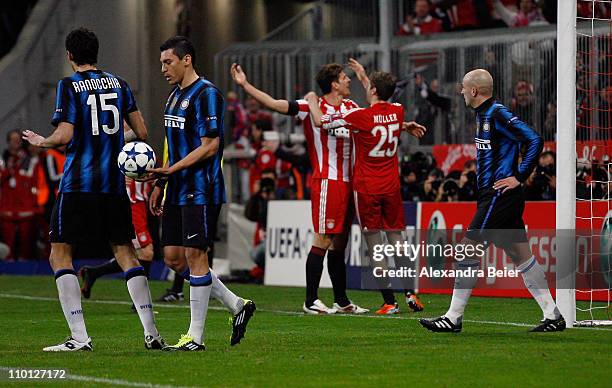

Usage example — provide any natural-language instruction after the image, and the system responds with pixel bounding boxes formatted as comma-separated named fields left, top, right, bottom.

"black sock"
left=138, top=260, right=152, bottom=278
left=171, top=274, right=185, bottom=293
left=305, top=246, right=326, bottom=306
left=90, top=259, right=122, bottom=278
left=380, top=289, right=396, bottom=305
left=327, top=249, right=350, bottom=306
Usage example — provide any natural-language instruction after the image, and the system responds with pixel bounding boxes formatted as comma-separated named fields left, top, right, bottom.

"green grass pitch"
left=1, top=275, right=611, bottom=387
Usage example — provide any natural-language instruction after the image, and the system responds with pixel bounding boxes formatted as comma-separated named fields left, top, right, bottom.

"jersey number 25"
left=369, top=123, right=399, bottom=158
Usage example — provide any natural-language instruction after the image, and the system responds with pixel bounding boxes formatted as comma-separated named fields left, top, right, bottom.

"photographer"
left=244, top=170, right=277, bottom=278
left=436, top=179, right=460, bottom=202
left=421, top=168, right=444, bottom=202
left=524, top=151, right=555, bottom=200
left=458, top=159, right=478, bottom=201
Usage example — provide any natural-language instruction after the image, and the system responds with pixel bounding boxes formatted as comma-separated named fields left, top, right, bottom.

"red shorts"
left=354, top=190, right=405, bottom=231
left=131, top=202, right=152, bottom=249
left=311, top=178, right=353, bottom=234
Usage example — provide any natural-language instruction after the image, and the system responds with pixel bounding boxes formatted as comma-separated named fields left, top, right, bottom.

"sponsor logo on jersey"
left=180, top=99, right=190, bottom=110
left=164, top=114, right=185, bottom=130
left=475, top=138, right=491, bottom=150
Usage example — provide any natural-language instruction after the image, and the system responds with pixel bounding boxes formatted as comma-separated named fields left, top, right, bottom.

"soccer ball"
left=118, top=141, right=156, bottom=181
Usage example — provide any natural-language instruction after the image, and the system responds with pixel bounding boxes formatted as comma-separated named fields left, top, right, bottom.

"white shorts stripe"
left=319, top=179, right=328, bottom=233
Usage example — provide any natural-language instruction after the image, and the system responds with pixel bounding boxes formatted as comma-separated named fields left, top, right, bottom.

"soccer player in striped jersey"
left=231, top=60, right=369, bottom=315
left=306, top=71, right=427, bottom=315
left=22, top=28, right=165, bottom=351
left=149, top=36, right=255, bottom=351
left=418, top=69, right=565, bottom=333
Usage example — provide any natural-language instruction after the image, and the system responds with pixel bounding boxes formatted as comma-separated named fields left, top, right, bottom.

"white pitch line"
left=1, top=293, right=611, bottom=331
left=0, top=366, right=192, bottom=388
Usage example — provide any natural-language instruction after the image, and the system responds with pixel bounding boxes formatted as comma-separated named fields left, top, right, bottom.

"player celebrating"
left=306, top=71, right=427, bottom=314
left=79, top=176, right=155, bottom=309
left=231, top=60, right=368, bottom=315
left=22, top=28, right=165, bottom=351
left=419, top=69, right=565, bottom=332
left=149, top=36, right=255, bottom=351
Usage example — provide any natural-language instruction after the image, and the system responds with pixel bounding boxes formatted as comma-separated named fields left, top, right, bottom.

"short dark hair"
left=65, top=28, right=99, bottom=65
left=369, top=71, right=396, bottom=101
left=160, top=36, right=196, bottom=64
left=315, top=63, right=344, bottom=94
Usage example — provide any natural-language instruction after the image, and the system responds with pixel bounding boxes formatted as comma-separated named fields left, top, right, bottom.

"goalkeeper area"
left=1, top=276, right=611, bottom=387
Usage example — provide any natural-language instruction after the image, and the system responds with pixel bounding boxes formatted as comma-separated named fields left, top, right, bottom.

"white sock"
left=126, top=271, right=159, bottom=337
left=187, top=273, right=212, bottom=344
left=445, top=259, right=480, bottom=324
left=211, top=270, right=244, bottom=315
left=518, top=256, right=560, bottom=320
left=55, top=271, right=89, bottom=343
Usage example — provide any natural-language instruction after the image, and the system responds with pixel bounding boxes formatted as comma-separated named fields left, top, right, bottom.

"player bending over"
left=22, top=28, right=165, bottom=351
left=419, top=69, right=565, bottom=333
left=232, top=60, right=368, bottom=315
left=306, top=70, right=427, bottom=314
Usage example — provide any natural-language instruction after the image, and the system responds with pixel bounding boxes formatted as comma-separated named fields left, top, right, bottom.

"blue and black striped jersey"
left=51, top=69, right=138, bottom=195
left=473, top=98, right=543, bottom=190
left=164, top=77, right=226, bottom=206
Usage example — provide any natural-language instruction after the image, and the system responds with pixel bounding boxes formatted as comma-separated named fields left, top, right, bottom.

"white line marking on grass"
left=0, top=366, right=191, bottom=388
left=1, top=293, right=611, bottom=331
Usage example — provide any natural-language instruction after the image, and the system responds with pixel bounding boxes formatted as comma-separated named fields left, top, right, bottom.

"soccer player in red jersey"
left=306, top=70, right=427, bottom=314
left=232, top=60, right=368, bottom=314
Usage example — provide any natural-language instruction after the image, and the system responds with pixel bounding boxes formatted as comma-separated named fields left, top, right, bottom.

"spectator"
left=0, top=130, right=42, bottom=260
left=524, top=151, right=555, bottom=200
left=415, top=74, right=452, bottom=144
left=396, top=0, right=443, bottom=36
left=436, top=0, right=491, bottom=31
left=225, top=91, right=247, bottom=142
left=492, top=0, right=548, bottom=28
left=511, top=80, right=535, bottom=127
left=543, top=102, right=556, bottom=140
left=262, top=133, right=311, bottom=200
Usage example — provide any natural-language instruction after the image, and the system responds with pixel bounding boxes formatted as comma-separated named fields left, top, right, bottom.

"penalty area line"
left=1, top=293, right=611, bottom=331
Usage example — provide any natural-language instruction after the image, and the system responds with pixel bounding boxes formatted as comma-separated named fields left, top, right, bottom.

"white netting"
left=574, top=0, right=612, bottom=326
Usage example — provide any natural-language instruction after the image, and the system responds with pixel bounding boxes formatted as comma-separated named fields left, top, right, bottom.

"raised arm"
left=231, top=63, right=290, bottom=114
left=348, top=58, right=370, bottom=92
left=305, top=92, right=323, bottom=126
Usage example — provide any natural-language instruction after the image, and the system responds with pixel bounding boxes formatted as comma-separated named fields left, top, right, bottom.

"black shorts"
left=50, top=192, right=135, bottom=245
left=161, top=204, right=221, bottom=249
left=465, top=186, right=528, bottom=246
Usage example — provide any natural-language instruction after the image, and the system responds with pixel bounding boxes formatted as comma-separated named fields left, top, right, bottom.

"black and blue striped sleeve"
left=51, top=79, right=78, bottom=126
left=493, top=105, right=543, bottom=182
left=195, top=88, right=222, bottom=138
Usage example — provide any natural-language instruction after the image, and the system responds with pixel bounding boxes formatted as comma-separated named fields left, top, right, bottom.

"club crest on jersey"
left=483, top=121, right=490, bottom=132
left=326, top=219, right=335, bottom=230
left=180, top=99, right=190, bottom=110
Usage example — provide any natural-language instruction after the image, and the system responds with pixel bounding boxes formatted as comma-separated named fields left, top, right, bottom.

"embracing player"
left=232, top=60, right=368, bottom=314
left=22, top=27, right=165, bottom=351
left=419, top=69, right=565, bottom=332
left=306, top=70, right=427, bottom=314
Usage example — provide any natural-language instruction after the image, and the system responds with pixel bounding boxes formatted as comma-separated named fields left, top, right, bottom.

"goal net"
left=558, top=0, right=612, bottom=327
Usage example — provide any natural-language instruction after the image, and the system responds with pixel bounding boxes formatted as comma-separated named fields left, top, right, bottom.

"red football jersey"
left=296, top=97, right=359, bottom=182
left=334, top=102, right=404, bottom=194
left=125, top=177, right=150, bottom=204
